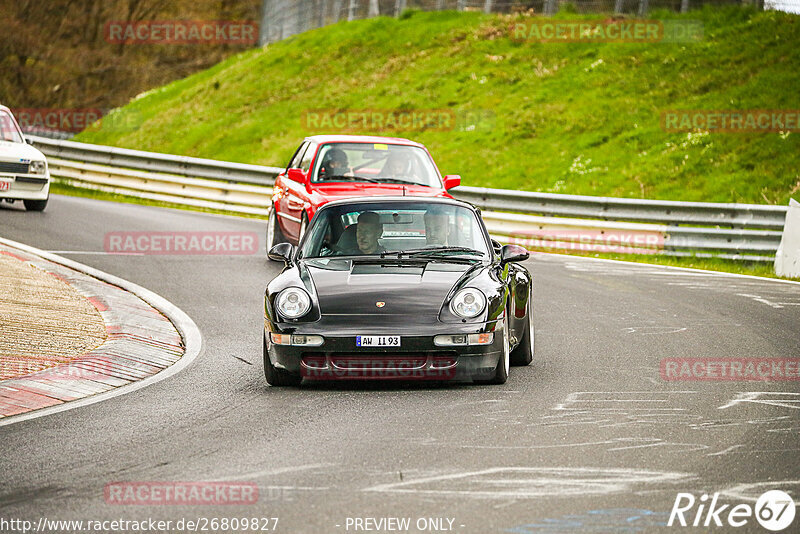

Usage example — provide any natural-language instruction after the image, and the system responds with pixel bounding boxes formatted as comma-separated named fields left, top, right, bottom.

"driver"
left=318, top=147, right=349, bottom=180
left=355, top=211, right=385, bottom=254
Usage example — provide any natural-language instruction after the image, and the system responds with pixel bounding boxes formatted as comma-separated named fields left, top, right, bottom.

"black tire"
left=266, top=205, right=287, bottom=258
left=475, top=318, right=509, bottom=385
left=23, top=198, right=48, bottom=212
left=510, top=292, right=534, bottom=367
left=263, top=334, right=302, bottom=387
left=298, top=213, right=308, bottom=245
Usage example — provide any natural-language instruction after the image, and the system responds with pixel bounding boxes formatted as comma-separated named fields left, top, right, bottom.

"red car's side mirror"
left=287, top=168, right=306, bottom=183
left=443, top=175, right=461, bottom=190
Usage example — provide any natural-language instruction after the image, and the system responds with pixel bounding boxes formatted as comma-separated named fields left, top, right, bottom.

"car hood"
left=312, top=182, right=447, bottom=201
left=0, top=140, right=46, bottom=163
left=302, top=258, right=472, bottom=316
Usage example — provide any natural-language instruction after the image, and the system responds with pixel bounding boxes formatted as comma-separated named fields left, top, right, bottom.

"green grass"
left=75, top=6, right=800, bottom=205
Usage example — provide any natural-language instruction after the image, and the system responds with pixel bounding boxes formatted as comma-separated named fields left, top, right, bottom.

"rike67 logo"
left=668, top=490, right=796, bottom=531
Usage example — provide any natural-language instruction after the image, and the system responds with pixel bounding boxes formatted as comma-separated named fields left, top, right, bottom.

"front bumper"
left=0, top=173, right=50, bottom=200
left=265, top=324, right=504, bottom=382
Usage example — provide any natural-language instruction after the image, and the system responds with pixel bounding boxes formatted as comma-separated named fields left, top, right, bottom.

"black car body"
left=263, top=197, right=534, bottom=386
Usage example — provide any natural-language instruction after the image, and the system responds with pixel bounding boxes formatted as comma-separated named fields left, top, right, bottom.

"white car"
left=0, top=105, right=50, bottom=211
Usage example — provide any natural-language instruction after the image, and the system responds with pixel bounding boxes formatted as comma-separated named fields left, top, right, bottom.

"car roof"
left=319, top=195, right=476, bottom=211
left=0, top=104, right=10, bottom=113
left=304, top=135, right=424, bottom=148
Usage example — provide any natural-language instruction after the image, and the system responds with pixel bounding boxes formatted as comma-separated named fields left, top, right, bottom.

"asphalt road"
left=1, top=195, right=799, bottom=534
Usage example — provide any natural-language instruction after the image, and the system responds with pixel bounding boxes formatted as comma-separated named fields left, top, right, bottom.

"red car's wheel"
left=266, top=205, right=287, bottom=257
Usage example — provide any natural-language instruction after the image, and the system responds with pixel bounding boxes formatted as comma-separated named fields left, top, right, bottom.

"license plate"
left=0, top=181, right=9, bottom=191
left=356, top=335, right=400, bottom=347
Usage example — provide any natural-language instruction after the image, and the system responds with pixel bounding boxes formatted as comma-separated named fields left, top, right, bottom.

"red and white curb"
left=0, top=237, right=202, bottom=426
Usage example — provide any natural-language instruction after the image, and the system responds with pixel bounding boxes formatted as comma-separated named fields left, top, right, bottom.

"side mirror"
left=500, top=244, right=529, bottom=265
left=286, top=168, right=306, bottom=183
left=491, top=239, right=503, bottom=255
left=443, top=175, right=461, bottom=190
left=268, top=243, right=295, bottom=264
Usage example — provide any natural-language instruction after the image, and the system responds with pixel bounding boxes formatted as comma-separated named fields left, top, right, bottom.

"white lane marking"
left=719, top=392, right=800, bottom=410
left=707, top=445, right=745, bottom=457
left=554, top=254, right=800, bottom=287
left=721, top=481, right=800, bottom=504
left=364, top=467, right=693, bottom=499
left=0, top=237, right=202, bottom=428
left=554, top=391, right=697, bottom=412
left=623, top=326, right=688, bottom=335
left=736, top=293, right=785, bottom=308
left=208, top=463, right=336, bottom=482
left=46, top=251, right=145, bottom=256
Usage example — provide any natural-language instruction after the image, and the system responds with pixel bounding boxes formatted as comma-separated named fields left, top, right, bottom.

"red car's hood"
left=312, top=182, right=449, bottom=201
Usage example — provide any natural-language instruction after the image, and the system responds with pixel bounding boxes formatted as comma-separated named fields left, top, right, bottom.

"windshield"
left=311, top=142, right=442, bottom=188
left=0, top=111, right=24, bottom=143
left=298, top=202, right=490, bottom=260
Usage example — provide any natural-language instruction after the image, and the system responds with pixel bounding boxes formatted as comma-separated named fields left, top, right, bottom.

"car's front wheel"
left=476, top=318, right=509, bottom=385
left=510, top=292, right=534, bottom=366
left=23, top=198, right=48, bottom=212
left=266, top=205, right=287, bottom=258
left=263, top=334, right=302, bottom=387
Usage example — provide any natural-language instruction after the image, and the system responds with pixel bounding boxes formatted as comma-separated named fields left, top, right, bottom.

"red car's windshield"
left=311, top=142, right=442, bottom=188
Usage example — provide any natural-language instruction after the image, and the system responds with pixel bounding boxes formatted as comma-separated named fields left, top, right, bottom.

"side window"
left=287, top=142, right=308, bottom=170
left=300, top=142, right=318, bottom=173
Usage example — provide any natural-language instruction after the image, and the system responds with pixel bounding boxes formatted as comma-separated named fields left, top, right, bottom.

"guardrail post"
left=638, top=0, right=649, bottom=17
left=544, top=0, right=559, bottom=16
left=368, top=0, right=380, bottom=16
left=395, top=0, right=407, bottom=17
left=614, top=0, right=625, bottom=14
left=774, top=199, right=800, bottom=277
left=483, top=0, right=494, bottom=13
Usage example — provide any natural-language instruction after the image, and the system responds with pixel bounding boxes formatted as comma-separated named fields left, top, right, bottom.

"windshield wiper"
left=323, top=175, right=380, bottom=183
left=381, top=247, right=486, bottom=259
left=374, top=178, right=421, bottom=185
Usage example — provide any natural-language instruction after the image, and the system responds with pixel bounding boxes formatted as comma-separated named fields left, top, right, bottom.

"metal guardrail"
left=29, top=135, right=281, bottom=186
left=28, top=135, right=789, bottom=262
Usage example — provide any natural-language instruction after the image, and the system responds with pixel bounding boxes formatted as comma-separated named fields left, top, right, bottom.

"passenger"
left=424, top=207, right=450, bottom=246
left=380, top=153, right=408, bottom=179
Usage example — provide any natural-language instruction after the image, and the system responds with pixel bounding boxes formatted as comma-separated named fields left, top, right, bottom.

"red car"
left=266, top=135, right=461, bottom=253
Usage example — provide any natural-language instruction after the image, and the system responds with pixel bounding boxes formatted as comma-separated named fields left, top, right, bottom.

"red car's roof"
left=304, top=134, right=425, bottom=148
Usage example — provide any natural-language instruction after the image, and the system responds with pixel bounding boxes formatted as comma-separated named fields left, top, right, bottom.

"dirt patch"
left=0, top=253, right=107, bottom=380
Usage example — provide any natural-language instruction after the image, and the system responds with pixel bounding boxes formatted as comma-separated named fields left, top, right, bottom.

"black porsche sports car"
left=263, top=197, right=533, bottom=386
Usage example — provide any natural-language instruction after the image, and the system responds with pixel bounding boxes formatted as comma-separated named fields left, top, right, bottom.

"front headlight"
left=449, top=288, right=487, bottom=319
left=30, top=161, right=46, bottom=175
left=276, top=287, right=311, bottom=319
